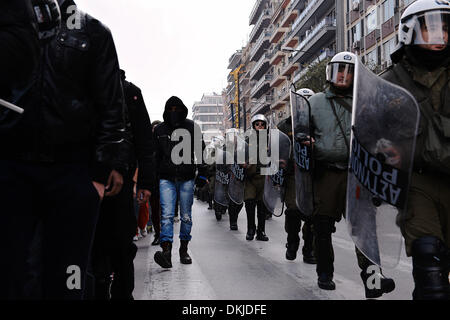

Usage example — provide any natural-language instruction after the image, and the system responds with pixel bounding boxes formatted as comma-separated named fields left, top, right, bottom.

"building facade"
left=192, top=93, right=225, bottom=144
left=345, top=0, right=417, bottom=72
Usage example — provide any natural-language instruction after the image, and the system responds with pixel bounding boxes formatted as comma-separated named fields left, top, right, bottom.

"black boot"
left=154, top=242, right=172, bottom=268
left=229, top=203, right=241, bottom=231
left=207, top=194, right=213, bottom=210
left=318, top=273, right=336, bottom=290
left=245, top=200, right=256, bottom=241
left=179, top=240, right=192, bottom=265
left=302, top=220, right=317, bottom=264
left=151, top=234, right=160, bottom=246
left=360, top=266, right=396, bottom=299
left=286, top=242, right=299, bottom=261
left=256, top=201, right=268, bottom=241
left=411, top=236, right=450, bottom=300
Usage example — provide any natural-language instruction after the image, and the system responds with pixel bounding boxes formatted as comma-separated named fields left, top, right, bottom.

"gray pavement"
left=134, top=200, right=414, bottom=300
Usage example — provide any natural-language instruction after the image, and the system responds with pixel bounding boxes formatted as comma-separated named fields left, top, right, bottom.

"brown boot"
left=179, top=240, right=192, bottom=264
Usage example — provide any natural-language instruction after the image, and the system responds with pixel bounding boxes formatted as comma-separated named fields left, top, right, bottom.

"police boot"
left=154, top=242, right=172, bottom=269
left=286, top=242, right=299, bottom=261
left=207, top=194, right=213, bottom=210
left=360, top=265, right=395, bottom=299
left=411, top=236, right=450, bottom=300
left=179, top=240, right=192, bottom=265
left=214, top=202, right=223, bottom=221
left=245, top=200, right=256, bottom=241
left=285, top=210, right=301, bottom=261
left=302, top=220, right=317, bottom=265
left=314, top=215, right=336, bottom=290
left=256, top=201, right=269, bottom=241
left=229, top=209, right=239, bottom=231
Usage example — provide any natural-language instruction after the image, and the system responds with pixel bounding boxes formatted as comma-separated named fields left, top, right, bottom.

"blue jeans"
left=159, top=179, right=195, bottom=243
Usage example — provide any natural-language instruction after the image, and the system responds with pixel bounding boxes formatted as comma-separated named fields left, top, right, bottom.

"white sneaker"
left=174, top=216, right=180, bottom=223
left=140, top=228, right=148, bottom=237
left=133, top=235, right=139, bottom=241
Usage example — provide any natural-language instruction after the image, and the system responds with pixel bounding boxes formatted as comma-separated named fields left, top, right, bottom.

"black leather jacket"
left=0, top=1, right=129, bottom=184
left=0, top=0, right=39, bottom=93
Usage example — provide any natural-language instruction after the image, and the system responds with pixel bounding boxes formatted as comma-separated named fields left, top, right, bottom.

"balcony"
left=250, top=73, right=273, bottom=99
left=250, top=31, right=272, bottom=62
left=251, top=94, right=273, bottom=115
left=270, top=71, right=287, bottom=88
left=284, top=28, right=300, bottom=48
left=270, top=48, right=286, bottom=65
left=250, top=52, right=271, bottom=81
left=272, top=85, right=289, bottom=109
left=228, top=51, right=242, bottom=70
left=249, top=9, right=272, bottom=43
left=289, top=0, right=333, bottom=41
left=281, top=57, right=300, bottom=76
left=280, top=4, right=299, bottom=28
left=270, top=23, right=289, bottom=44
left=271, top=0, right=290, bottom=23
left=293, top=17, right=336, bottom=64
left=250, top=0, right=270, bottom=25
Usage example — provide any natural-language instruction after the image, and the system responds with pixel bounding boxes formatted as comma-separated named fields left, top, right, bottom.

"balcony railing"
left=250, top=31, right=272, bottom=59
left=251, top=52, right=271, bottom=79
left=251, top=73, right=273, bottom=96
left=249, top=9, right=272, bottom=43
left=295, top=17, right=336, bottom=53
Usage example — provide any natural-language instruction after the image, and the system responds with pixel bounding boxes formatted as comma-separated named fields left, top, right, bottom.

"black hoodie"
left=153, top=96, right=206, bottom=182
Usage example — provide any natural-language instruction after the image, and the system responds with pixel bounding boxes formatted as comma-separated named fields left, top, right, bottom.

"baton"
left=0, top=99, right=24, bottom=114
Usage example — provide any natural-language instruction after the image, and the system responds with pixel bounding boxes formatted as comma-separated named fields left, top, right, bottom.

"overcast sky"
left=75, top=0, right=255, bottom=121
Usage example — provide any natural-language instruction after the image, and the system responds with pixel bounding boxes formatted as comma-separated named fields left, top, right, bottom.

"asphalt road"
left=134, top=199, right=414, bottom=300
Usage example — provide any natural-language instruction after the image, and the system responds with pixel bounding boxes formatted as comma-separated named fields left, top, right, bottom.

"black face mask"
left=406, top=45, right=450, bottom=71
left=169, top=111, right=184, bottom=127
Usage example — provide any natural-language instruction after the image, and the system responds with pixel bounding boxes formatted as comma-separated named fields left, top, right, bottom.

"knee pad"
left=411, top=236, right=450, bottom=300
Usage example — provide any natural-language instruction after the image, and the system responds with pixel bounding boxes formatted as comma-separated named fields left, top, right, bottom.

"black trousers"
left=91, top=177, right=137, bottom=300
left=0, top=160, right=100, bottom=300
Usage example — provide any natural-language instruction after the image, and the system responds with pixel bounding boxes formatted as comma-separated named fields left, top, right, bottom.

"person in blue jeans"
left=153, top=96, right=206, bottom=268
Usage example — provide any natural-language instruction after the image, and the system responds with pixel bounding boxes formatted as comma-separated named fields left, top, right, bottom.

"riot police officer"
left=244, top=115, right=270, bottom=241
left=381, top=0, right=450, bottom=300
left=307, top=52, right=395, bottom=298
left=278, top=88, right=317, bottom=264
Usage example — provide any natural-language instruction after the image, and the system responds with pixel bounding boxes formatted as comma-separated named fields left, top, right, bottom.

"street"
left=134, top=199, right=415, bottom=300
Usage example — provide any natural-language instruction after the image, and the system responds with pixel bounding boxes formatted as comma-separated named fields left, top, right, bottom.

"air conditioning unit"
left=352, top=40, right=361, bottom=49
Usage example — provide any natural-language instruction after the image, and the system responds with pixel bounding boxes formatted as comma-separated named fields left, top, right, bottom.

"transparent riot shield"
left=263, top=129, right=291, bottom=217
left=291, top=91, right=315, bottom=217
left=228, top=134, right=248, bottom=205
left=214, top=146, right=230, bottom=207
left=346, top=58, right=420, bottom=269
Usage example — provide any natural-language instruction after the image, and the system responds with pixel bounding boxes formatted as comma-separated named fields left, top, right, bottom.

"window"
left=383, top=0, right=395, bottom=23
left=366, top=8, right=378, bottom=34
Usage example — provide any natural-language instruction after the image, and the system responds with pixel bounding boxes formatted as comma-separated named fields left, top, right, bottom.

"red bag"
left=137, top=201, right=149, bottom=230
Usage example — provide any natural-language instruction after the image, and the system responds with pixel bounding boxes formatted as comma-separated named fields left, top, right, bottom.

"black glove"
left=27, top=0, right=61, bottom=41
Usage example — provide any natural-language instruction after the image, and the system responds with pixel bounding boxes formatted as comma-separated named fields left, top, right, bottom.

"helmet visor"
left=326, top=62, right=355, bottom=86
left=413, top=11, right=449, bottom=46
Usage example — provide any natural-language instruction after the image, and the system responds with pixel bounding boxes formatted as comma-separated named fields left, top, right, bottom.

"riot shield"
left=291, top=91, right=315, bottom=217
left=346, top=58, right=420, bottom=269
left=214, top=146, right=230, bottom=207
left=263, top=129, right=291, bottom=216
left=228, top=135, right=248, bottom=205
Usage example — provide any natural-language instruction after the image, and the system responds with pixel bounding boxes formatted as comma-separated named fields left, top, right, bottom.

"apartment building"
left=345, top=0, right=417, bottom=71
left=192, top=93, right=225, bottom=144
left=247, top=0, right=339, bottom=124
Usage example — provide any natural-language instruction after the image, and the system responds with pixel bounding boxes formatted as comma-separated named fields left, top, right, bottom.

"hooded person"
left=152, top=96, right=206, bottom=268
